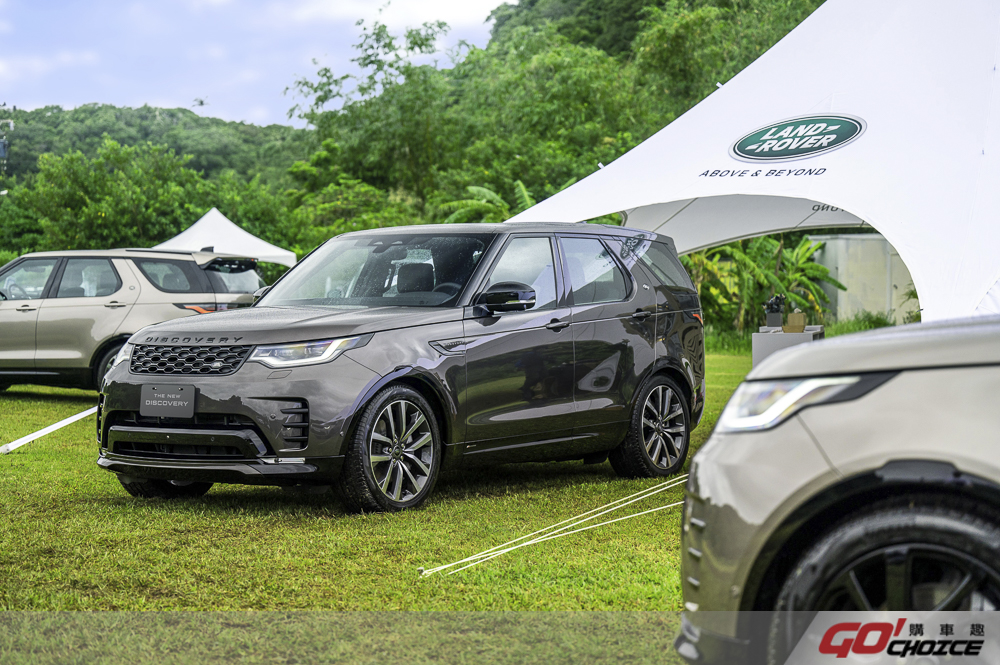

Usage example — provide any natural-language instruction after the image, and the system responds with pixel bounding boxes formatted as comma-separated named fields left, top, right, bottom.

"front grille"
left=113, top=441, right=244, bottom=460
left=104, top=411, right=273, bottom=460
left=130, top=344, right=252, bottom=375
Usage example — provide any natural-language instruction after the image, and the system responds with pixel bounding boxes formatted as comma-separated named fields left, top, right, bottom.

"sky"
left=0, top=0, right=508, bottom=127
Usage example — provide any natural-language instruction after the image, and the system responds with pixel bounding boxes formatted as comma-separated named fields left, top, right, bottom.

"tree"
left=437, top=181, right=536, bottom=224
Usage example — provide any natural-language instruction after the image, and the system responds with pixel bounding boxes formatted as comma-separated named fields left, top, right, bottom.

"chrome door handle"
left=16, top=304, right=36, bottom=312
left=545, top=319, right=570, bottom=331
left=631, top=310, right=652, bottom=320
left=104, top=301, right=128, bottom=308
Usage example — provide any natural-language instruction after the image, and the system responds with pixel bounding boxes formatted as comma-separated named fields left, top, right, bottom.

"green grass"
left=0, top=355, right=750, bottom=616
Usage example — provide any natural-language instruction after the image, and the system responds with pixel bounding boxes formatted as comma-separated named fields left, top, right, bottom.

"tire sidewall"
left=95, top=343, right=123, bottom=390
left=353, top=385, right=442, bottom=511
left=769, top=504, right=1000, bottom=663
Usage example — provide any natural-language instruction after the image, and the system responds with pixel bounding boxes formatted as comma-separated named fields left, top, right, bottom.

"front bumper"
left=97, top=452, right=343, bottom=485
left=97, top=354, right=380, bottom=485
left=678, top=416, right=840, bottom=662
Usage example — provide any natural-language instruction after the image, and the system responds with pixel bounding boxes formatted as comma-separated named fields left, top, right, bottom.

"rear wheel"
left=767, top=501, right=1000, bottom=664
left=609, top=375, right=690, bottom=478
left=338, top=385, right=441, bottom=513
left=117, top=476, right=213, bottom=499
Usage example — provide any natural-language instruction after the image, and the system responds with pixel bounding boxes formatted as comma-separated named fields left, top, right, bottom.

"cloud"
left=274, top=0, right=503, bottom=31
left=0, top=51, right=100, bottom=82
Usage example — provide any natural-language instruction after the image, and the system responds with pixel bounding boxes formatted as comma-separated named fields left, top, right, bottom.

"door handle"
left=545, top=319, right=570, bottom=331
left=16, top=304, right=36, bottom=312
left=104, top=301, right=128, bottom=308
left=631, top=310, right=652, bottom=320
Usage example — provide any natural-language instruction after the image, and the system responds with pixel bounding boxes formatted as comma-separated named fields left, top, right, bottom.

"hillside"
left=2, top=104, right=309, bottom=186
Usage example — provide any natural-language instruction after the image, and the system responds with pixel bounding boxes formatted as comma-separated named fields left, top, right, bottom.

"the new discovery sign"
left=731, top=114, right=865, bottom=162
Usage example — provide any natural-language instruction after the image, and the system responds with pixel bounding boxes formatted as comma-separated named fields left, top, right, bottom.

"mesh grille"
left=130, top=344, right=252, bottom=375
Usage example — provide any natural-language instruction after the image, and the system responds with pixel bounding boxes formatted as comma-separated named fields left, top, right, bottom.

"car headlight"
left=716, top=373, right=896, bottom=433
left=248, top=336, right=366, bottom=368
left=113, top=343, right=133, bottom=368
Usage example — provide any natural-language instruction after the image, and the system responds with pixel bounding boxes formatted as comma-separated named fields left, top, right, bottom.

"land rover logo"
left=731, top=114, right=865, bottom=162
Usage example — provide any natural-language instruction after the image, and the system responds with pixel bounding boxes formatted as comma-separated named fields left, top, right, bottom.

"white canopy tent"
left=154, top=208, right=297, bottom=267
left=508, top=0, right=1000, bottom=321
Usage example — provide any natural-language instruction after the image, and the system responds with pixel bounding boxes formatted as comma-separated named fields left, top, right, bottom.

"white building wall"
left=809, top=234, right=919, bottom=324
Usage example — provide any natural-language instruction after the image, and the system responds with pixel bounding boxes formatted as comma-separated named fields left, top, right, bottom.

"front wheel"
left=338, top=385, right=442, bottom=513
left=767, top=501, right=1000, bottom=664
left=94, top=344, right=123, bottom=390
left=118, top=476, right=213, bottom=499
left=609, top=375, right=690, bottom=478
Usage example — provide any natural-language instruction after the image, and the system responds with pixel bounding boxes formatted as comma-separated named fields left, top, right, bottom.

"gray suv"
left=0, top=249, right=263, bottom=391
left=676, top=316, right=1000, bottom=664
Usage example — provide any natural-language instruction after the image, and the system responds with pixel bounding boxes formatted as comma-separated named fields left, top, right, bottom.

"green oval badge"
left=731, top=114, right=865, bottom=162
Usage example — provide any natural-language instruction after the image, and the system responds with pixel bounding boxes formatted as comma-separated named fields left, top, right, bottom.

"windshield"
left=204, top=260, right=266, bottom=294
left=260, top=233, right=496, bottom=308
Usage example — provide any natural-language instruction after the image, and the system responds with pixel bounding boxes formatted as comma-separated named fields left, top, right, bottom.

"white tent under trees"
left=508, top=0, right=1000, bottom=322
left=154, top=208, right=297, bottom=268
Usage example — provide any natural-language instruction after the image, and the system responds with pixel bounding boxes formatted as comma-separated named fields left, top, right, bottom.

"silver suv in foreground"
left=0, top=249, right=263, bottom=391
left=677, top=316, right=1000, bottom=664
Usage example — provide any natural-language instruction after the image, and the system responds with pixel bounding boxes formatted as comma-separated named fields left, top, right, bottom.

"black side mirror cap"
left=476, top=281, right=536, bottom=314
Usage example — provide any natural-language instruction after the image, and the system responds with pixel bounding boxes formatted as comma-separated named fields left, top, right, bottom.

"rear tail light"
left=174, top=303, right=217, bottom=314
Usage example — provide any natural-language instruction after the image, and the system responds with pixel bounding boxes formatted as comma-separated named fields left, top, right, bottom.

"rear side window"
left=132, top=259, right=211, bottom=294
left=609, top=237, right=694, bottom=290
left=561, top=237, right=630, bottom=305
left=56, top=258, right=121, bottom=297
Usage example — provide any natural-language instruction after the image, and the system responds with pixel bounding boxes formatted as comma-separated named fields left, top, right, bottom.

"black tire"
left=338, top=384, right=442, bottom=513
left=118, top=476, right=213, bottom=499
left=609, top=375, right=690, bottom=478
left=94, top=344, right=123, bottom=390
left=767, top=500, right=1000, bottom=664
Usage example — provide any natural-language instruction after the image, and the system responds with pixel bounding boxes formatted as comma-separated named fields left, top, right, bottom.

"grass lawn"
left=0, top=354, right=751, bottom=660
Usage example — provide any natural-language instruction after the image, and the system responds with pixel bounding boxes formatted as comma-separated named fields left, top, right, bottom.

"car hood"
left=130, top=305, right=464, bottom=346
left=749, top=316, right=1000, bottom=380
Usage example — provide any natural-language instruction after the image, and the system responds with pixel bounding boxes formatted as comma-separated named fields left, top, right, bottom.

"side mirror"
left=253, top=286, right=271, bottom=302
left=476, top=282, right=536, bottom=314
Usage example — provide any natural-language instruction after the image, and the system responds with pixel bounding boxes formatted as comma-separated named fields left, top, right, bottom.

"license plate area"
left=140, top=384, right=196, bottom=418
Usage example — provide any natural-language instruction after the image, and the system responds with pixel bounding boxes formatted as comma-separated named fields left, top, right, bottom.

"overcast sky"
left=0, top=0, right=507, bottom=127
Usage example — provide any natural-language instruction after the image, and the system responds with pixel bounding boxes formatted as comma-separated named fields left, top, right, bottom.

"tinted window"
left=262, top=234, right=494, bottom=308
left=133, top=259, right=211, bottom=294
left=204, top=260, right=265, bottom=294
left=561, top=237, right=629, bottom=305
left=56, top=258, right=121, bottom=298
left=0, top=258, right=58, bottom=300
left=609, top=237, right=694, bottom=290
left=484, top=237, right=557, bottom=310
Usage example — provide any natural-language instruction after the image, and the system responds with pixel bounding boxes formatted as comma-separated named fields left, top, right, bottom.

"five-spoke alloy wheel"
left=610, top=375, right=690, bottom=477
left=339, top=384, right=441, bottom=512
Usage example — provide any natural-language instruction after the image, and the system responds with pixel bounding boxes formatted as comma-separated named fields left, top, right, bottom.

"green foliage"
left=901, top=281, right=921, bottom=323
left=0, top=249, right=17, bottom=267
left=22, top=139, right=203, bottom=250
left=437, top=180, right=537, bottom=224
left=682, top=237, right=845, bottom=333
left=825, top=310, right=896, bottom=337
left=2, top=104, right=308, bottom=186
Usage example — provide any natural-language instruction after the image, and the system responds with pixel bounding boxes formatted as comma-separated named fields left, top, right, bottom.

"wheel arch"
left=637, top=359, right=694, bottom=413
left=339, top=368, right=457, bottom=458
left=743, top=460, right=1000, bottom=614
left=89, top=334, right=131, bottom=388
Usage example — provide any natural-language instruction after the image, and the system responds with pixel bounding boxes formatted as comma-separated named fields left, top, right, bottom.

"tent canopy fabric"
left=507, top=0, right=1000, bottom=322
left=154, top=208, right=297, bottom=268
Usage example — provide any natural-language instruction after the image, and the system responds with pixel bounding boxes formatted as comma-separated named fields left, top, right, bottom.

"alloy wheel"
left=641, top=384, right=686, bottom=469
left=815, top=544, right=1000, bottom=611
left=367, top=399, right=435, bottom=503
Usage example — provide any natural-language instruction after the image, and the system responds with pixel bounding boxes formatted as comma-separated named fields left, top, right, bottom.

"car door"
left=0, top=258, right=60, bottom=372
left=35, top=257, right=140, bottom=372
left=560, top=235, right=656, bottom=448
left=461, top=234, right=576, bottom=459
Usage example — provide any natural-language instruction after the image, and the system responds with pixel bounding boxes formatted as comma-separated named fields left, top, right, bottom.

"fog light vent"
left=280, top=401, right=309, bottom=449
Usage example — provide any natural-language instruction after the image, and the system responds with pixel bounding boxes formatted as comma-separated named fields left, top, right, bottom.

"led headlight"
left=112, top=343, right=133, bottom=368
left=248, top=336, right=366, bottom=368
left=715, top=372, right=896, bottom=433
